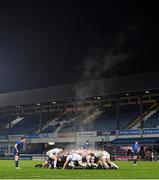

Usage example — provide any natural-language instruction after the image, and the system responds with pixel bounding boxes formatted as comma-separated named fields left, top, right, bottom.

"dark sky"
left=0, top=0, right=158, bottom=93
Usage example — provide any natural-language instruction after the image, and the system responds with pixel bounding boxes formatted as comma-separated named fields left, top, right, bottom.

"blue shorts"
left=13, top=149, right=20, bottom=156
left=132, top=152, right=138, bottom=156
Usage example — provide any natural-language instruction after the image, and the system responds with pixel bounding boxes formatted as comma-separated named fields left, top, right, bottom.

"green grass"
left=0, top=160, right=159, bottom=179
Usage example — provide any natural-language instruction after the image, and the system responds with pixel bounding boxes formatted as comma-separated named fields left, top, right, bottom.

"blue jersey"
left=131, top=144, right=140, bottom=153
left=14, top=140, right=23, bottom=153
left=83, top=143, right=91, bottom=150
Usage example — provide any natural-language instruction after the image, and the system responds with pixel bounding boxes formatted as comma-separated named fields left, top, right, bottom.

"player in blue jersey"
left=14, top=136, right=27, bottom=169
left=131, top=141, right=140, bottom=166
left=83, top=140, right=91, bottom=150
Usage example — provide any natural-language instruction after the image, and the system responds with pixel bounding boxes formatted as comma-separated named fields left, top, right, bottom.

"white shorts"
left=66, top=154, right=72, bottom=161
left=47, top=152, right=56, bottom=159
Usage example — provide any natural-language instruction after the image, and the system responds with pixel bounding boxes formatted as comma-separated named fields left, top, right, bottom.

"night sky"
left=0, top=1, right=158, bottom=93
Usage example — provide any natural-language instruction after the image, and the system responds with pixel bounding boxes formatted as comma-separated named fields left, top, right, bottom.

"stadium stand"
left=0, top=72, right=159, bottom=136
left=9, top=117, right=24, bottom=128
left=0, top=103, right=156, bottom=135
left=1, top=72, right=159, bottom=160
left=10, top=114, right=40, bottom=135
left=92, top=111, right=139, bottom=131
left=0, top=103, right=158, bottom=135
left=143, top=111, right=159, bottom=128
left=41, top=111, right=76, bottom=133
left=126, top=103, right=158, bottom=129
left=38, top=102, right=159, bottom=133
left=0, top=116, right=10, bottom=129
left=58, top=110, right=101, bottom=132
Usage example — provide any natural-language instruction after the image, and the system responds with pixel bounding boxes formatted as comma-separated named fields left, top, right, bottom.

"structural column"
left=139, top=95, right=143, bottom=129
left=116, top=98, right=120, bottom=130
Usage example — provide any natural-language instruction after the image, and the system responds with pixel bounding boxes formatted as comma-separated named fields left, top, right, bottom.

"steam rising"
left=72, top=29, right=137, bottom=147
left=75, top=33, right=128, bottom=99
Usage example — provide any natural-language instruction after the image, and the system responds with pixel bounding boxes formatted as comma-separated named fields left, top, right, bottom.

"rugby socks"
left=111, top=162, right=118, bottom=169
left=134, top=160, right=136, bottom=165
left=53, top=159, right=57, bottom=168
left=15, top=161, right=19, bottom=167
left=103, top=162, right=109, bottom=169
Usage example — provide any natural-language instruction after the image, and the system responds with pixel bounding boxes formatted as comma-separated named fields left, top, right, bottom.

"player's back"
left=71, top=152, right=82, bottom=161
left=14, top=140, right=23, bottom=151
left=131, top=144, right=139, bottom=153
left=47, top=148, right=62, bottom=156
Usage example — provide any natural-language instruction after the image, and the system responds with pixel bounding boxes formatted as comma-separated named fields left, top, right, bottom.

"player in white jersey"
left=95, top=149, right=118, bottom=169
left=95, top=150, right=109, bottom=169
left=63, top=152, right=85, bottom=169
left=46, top=147, right=64, bottom=168
left=103, top=151, right=118, bottom=169
left=86, top=152, right=98, bottom=168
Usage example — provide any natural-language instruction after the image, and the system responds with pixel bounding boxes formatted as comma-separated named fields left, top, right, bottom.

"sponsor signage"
left=58, top=132, right=76, bottom=137
left=0, top=135, right=7, bottom=139
left=97, top=131, right=116, bottom=136
left=143, top=129, right=159, bottom=134
left=39, top=133, right=58, bottom=138
left=26, top=134, right=39, bottom=139
left=77, top=131, right=97, bottom=137
left=47, top=133, right=58, bottom=138
left=119, top=130, right=140, bottom=135
left=26, top=133, right=58, bottom=139
left=8, top=135, right=24, bottom=140
left=39, top=133, right=48, bottom=138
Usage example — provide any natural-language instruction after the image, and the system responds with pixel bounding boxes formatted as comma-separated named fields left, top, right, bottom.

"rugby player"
left=14, top=136, right=27, bottom=169
left=63, top=151, right=85, bottom=169
left=131, top=141, right=140, bottom=166
left=95, top=148, right=118, bottom=169
left=46, top=147, right=64, bottom=168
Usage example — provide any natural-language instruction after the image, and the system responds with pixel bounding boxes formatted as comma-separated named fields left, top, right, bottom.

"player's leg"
left=42, top=156, right=50, bottom=167
left=106, top=159, right=118, bottom=169
left=48, top=158, right=54, bottom=169
left=97, top=159, right=103, bottom=169
left=91, top=156, right=98, bottom=168
left=42, top=156, right=51, bottom=168
left=35, top=163, right=44, bottom=168
left=53, top=156, right=58, bottom=168
left=78, top=160, right=85, bottom=168
left=69, top=161, right=75, bottom=169
left=86, top=155, right=91, bottom=167
left=133, top=154, right=138, bottom=165
left=49, top=154, right=57, bottom=168
left=15, top=154, right=20, bottom=169
left=14, top=150, right=20, bottom=169
left=110, top=162, right=118, bottom=169
left=101, top=157, right=109, bottom=169
left=42, top=160, right=48, bottom=167
left=63, top=159, right=70, bottom=169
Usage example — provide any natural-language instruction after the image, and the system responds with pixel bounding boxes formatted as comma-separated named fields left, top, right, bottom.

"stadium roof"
left=0, top=71, right=159, bottom=107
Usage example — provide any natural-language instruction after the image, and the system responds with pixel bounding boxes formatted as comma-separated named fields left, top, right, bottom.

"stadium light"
left=145, top=90, right=150, bottom=94
left=48, top=142, right=55, bottom=145
left=125, top=93, right=129, bottom=96
left=52, top=101, right=56, bottom=104
left=36, top=103, right=41, bottom=106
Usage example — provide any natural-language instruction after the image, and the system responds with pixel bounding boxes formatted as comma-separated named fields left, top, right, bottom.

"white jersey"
left=66, top=152, right=82, bottom=162
left=95, top=150, right=110, bottom=159
left=47, top=148, right=63, bottom=157
left=103, top=151, right=110, bottom=159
